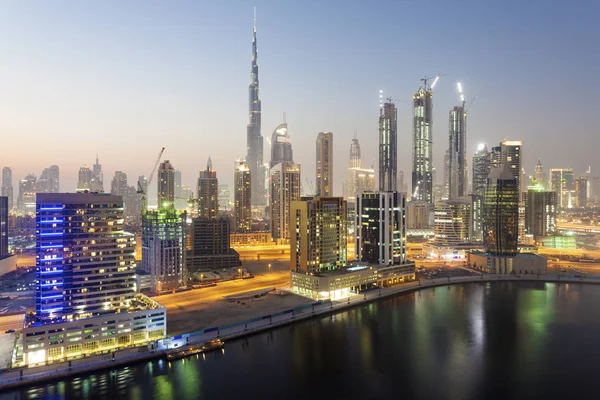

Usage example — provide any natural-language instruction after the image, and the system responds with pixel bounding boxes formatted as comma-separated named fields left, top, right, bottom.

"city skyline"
left=0, top=2, right=598, bottom=194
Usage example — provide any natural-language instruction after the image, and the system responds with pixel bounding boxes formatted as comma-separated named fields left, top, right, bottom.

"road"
left=0, top=314, right=24, bottom=333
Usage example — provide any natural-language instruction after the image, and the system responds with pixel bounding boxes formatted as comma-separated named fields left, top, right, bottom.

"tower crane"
left=420, top=72, right=447, bottom=91
left=137, top=147, right=165, bottom=212
left=457, top=82, right=478, bottom=112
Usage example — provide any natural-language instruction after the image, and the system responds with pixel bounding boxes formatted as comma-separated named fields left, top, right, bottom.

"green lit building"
left=141, top=207, right=186, bottom=292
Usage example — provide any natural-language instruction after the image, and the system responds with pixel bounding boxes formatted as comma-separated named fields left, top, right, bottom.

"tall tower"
left=534, top=159, right=545, bottom=186
left=246, top=8, right=266, bottom=207
left=91, top=155, right=103, bottom=192
left=270, top=162, right=301, bottom=241
left=379, top=102, right=397, bottom=192
left=0, top=196, right=7, bottom=256
left=316, top=131, right=333, bottom=196
left=499, top=140, right=523, bottom=193
left=157, top=160, right=175, bottom=208
left=483, top=165, right=519, bottom=256
left=111, top=171, right=128, bottom=196
left=234, top=160, right=252, bottom=233
left=270, top=122, right=293, bottom=168
left=197, top=157, right=219, bottom=219
left=412, top=84, right=434, bottom=203
left=77, top=166, right=92, bottom=192
left=40, top=165, right=60, bottom=193
left=448, top=105, right=467, bottom=199
left=349, top=137, right=361, bottom=169
left=1, top=167, right=13, bottom=211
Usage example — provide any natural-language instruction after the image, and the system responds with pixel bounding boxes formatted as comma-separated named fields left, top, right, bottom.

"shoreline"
left=0, top=273, right=594, bottom=390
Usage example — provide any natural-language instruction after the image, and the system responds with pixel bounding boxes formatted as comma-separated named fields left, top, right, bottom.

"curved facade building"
left=270, top=123, right=293, bottom=168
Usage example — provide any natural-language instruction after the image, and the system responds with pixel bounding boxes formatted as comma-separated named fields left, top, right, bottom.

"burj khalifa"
left=246, top=9, right=266, bottom=207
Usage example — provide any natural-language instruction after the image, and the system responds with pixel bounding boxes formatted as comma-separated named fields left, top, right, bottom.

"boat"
left=166, top=339, right=224, bottom=361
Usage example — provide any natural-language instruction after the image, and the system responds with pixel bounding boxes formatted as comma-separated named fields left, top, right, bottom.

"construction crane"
left=457, top=82, right=478, bottom=112
left=137, top=147, right=165, bottom=212
left=304, top=178, right=315, bottom=195
left=420, top=72, right=447, bottom=91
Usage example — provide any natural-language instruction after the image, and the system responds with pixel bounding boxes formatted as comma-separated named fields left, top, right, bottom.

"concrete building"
left=22, top=192, right=166, bottom=366
left=433, top=197, right=472, bottom=245
left=141, top=208, right=187, bottom=292
left=270, top=162, right=301, bottom=241
left=290, top=197, right=347, bottom=274
left=448, top=105, right=467, bottom=199
left=197, top=157, right=219, bottom=219
left=230, top=232, right=272, bottom=247
left=234, top=160, right=252, bottom=233
left=76, top=166, right=92, bottom=192
left=39, top=165, right=60, bottom=193
left=472, top=144, right=492, bottom=241
left=218, top=184, right=231, bottom=211
left=550, top=168, right=574, bottom=209
left=379, top=102, right=397, bottom=192
left=406, top=200, right=432, bottom=230
left=524, top=186, right=557, bottom=239
left=575, top=177, right=587, bottom=208
left=290, top=266, right=378, bottom=301
left=157, top=160, right=175, bottom=208
left=111, top=171, right=128, bottom=196
left=412, top=85, right=434, bottom=203
left=187, top=218, right=241, bottom=271
left=316, top=132, right=333, bottom=196
left=90, top=155, right=103, bottom=193
left=0, top=196, right=8, bottom=255
left=2, top=167, right=13, bottom=211
left=346, top=168, right=376, bottom=203
left=18, top=174, right=37, bottom=215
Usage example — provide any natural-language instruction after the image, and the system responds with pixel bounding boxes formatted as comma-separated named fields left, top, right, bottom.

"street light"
left=268, top=263, right=271, bottom=271
left=238, top=268, right=242, bottom=278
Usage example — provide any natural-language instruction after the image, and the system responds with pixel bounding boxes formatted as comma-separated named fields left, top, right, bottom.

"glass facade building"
left=412, top=89, right=433, bottom=203
left=379, top=103, right=397, bottom=192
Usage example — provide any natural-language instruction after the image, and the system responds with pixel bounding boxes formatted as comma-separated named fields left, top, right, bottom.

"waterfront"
left=5, top=281, right=600, bottom=399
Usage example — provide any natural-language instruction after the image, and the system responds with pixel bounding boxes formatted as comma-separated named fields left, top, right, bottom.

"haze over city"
left=1, top=1, right=598, bottom=193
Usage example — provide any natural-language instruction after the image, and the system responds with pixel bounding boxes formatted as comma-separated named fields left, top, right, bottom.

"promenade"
left=0, top=273, right=594, bottom=390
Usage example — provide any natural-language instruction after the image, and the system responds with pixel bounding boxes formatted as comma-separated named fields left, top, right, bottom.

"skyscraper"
left=550, top=168, right=574, bottom=208
left=0, top=196, right=7, bottom=256
left=77, top=166, right=92, bottom=192
left=270, top=162, right=301, bottom=241
left=499, top=140, right=523, bottom=193
left=234, top=160, right=252, bottom=233
left=218, top=184, right=231, bottom=211
left=187, top=218, right=240, bottom=271
left=1, top=167, right=13, bottom=211
left=379, top=102, right=397, bottom=192
left=448, top=105, right=467, bottom=199
left=246, top=9, right=266, bottom=207
left=534, top=159, right=545, bottom=187
left=433, top=197, right=472, bottom=245
left=91, top=155, right=103, bottom=193
left=524, top=186, right=556, bottom=238
left=142, top=207, right=187, bottom=292
left=575, top=177, right=588, bottom=208
left=482, top=165, right=519, bottom=256
left=412, top=85, right=434, bottom=203
left=270, top=122, right=293, bottom=168
left=18, top=174, right=37, bottom=215
left=111, top=171, right=128, bottom=196
left=349, top=137, right=361, bottom=169
left=472, top=144, right=492, bottom=241
left=316, top=131, right=333, bottom=196
left=356, top=192, right=407, bottom=266
left=291, top=197, right=347, bottom=273
left=174, top=170, right=184, bottom=209
left=197, top=157, right=219, bottom=219
left=39, top=165, right=60, bottom=193
left=157, top=160, right=175, bottom=208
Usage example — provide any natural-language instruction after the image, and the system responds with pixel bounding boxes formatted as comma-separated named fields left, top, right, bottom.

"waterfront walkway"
left=0, top=273, right=593, bottom=390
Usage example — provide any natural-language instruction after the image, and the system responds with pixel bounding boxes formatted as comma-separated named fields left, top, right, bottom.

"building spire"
left=207, top=156, right=213, bottom=171
left=253, top=7, right=256, bottom=33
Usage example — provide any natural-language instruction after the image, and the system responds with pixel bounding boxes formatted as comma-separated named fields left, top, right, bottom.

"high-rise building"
left=406, top=201, right=432, bottom=229
left=111, top=171, right=128, bottom=196
left=550, top=168, right=575, bottom=208
left=524, top=185, right=556, bottom=238
left=0, top=196, right=7, bottom=255
left=290, top=197, right=347, bottom=274
left=379, top=102, right=397, bottom=192
left=91, top=155, right=103, bottom=193
left=534, top=159, right=546, bottom=188
left=77, top=166, right=92, bottom=192
left=349, top=137, right=361, bottom=169
left=590, top=176, right=600, bottom=204
left=142, top=208, right=186, bottom=292
left=499, top=140, right=523, bottom=194
left=270, top=122, right=293, bottom=168
left=575, top=177, right=588, bottom=208
left=316, top=132, right=333, bottom=196
left=234, top=160, right=252, bottom=233
left=433, top=197, right=472, bottom=245
left=187, top=218, right=240, bottom=271
left=448, top=105, right=467, bottom=199
left=412, top=85, right=434, bottom=203
left=483, top=165, right=519, bottom=256
left=157, top=160, right=175, bottom=209
left=246, top=10, right=266, bottom=207
left=218, top=184, right=231, bottom=211
left=197, top=157, right=219, bottom=219
left=39, top=166, right=60, bottom=193
left=174, top=170, right=184, bottom=210
left=472, top=144, right=492, bottom=241
left=18, top=174, right=37, bottom=215
left=270, top=162, right=301, bottom=241
left=346, top=168, right=376, bottom=203
left=356, top=192, right=406, bottom=266
left=24, top=192, right=166, bottom=366
left=123, top=185, right=142, bottom=227
left=1, top=167, right=13, bottom=211
left=398, top=170, right=406, bottom=194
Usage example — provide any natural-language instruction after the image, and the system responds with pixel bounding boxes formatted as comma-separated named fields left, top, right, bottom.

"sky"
left=1, top=0, right=599, bottom=198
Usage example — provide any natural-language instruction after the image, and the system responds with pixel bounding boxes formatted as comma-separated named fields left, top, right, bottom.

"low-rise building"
left=230, top=232, right=272, bottom=247
left=467, top=251, right=547, bottom=275
left=290, top=266, right=377, bottom=301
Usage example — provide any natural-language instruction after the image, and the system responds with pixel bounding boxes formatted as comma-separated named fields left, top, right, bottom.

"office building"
left=18, top=174, right=37, bottom=215
left=534, top=159, right=546, bottom=188
left=472, top=144, right=492, bottom=241
left=187, top=218, right=240, bottom=271
left=349, top=137, right=361, bottom=169
left=246, top=11, right=266, bottom=207
left=91, top=155, right=103, bottom=193
left=22, top=192, right=166, bottom=366
left=174, top=170, right=185, bottom=210
left=157, top=160, right=175, bottom=208
left=197, top=157, right=219, bottom=219
left=448, top=105, right=467, bottom=199
left=0, top=197, right=7, bottom=255
left=234, top=160, right=252, bottom=233
left=356, top=192, right=407, bottom=266
left=550, top=168, right=575, bottom=208
left=524, top=186, right=557, bottom=238
left=270, top=162, right=301, bottom=241
left=39, top=166, right=60, bottom=193
left=483, top=165, right=519, bottom=256
left=111, top=171, right=128, bottom=196
left=270, top=122, right=294, bottom=168
left=141, top=208, right=186, bottom=292
left=316, top=132, right=333, bottom=196
left=77, top=166, right=92, bottom=192
left=290, top=196, right=347, bottom=274
left=2, top=167, right=13, bottom=211
left=218, top=184, right=231, bottom=211
left=498, top=140, right=523, bottom=193
left=412, top=85, right=434, bottom=203
left=433, top=197, right=472, bottom=245
left=346, top=168, right=376, bottom=203
left=575, top=177, right=587, bottom=208
left=379, top=102, right=397, bottom=192
left=406, top=201, right=432, bottom=230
